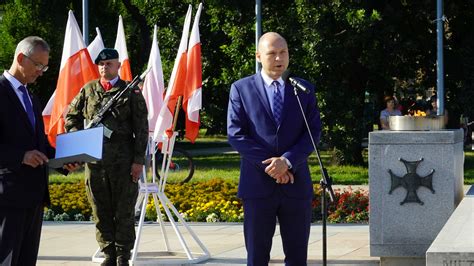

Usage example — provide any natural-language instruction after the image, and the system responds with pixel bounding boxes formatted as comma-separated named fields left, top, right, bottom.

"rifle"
left=85, top=68, right=151, bottom=129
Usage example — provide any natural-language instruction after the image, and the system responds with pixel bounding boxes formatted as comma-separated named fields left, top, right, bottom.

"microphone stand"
left=292, top=87, right=335, bottom=266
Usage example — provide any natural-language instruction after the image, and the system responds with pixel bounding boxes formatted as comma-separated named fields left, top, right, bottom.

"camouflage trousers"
left=85, top=161, right=138, bottom=255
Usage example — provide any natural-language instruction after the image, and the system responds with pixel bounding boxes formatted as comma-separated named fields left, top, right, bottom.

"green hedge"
left=45, top=179, right=369, bottom=223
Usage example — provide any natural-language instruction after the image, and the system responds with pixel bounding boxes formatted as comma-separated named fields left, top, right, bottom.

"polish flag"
left=142, top=25, right=165, bottom=135
left=183, top=3, right=203, bottom=143
left=153, top=5, right=192, bottom=143
left=88, top=27, right=105, bottom=64
left=43, top=10, right=99, bottom=147
left=42, top=27, right=104, bottom=127
left=114, top=15, right=132, bottom=81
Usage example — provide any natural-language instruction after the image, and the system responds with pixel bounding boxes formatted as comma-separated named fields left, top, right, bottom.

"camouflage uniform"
left=65, top=79, right=148, bottom=261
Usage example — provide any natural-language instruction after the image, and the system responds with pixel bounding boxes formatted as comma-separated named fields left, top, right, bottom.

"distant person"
left=426, top=95, right=448, bottom=126
left=380, top=96, right=402, bottom=130
left=394, top=95, right=404, bottom=113
left=0, top=36, right=77, bottom=266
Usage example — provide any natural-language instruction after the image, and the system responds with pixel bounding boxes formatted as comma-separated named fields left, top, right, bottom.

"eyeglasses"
left=23, top=54, right=49, bottom=72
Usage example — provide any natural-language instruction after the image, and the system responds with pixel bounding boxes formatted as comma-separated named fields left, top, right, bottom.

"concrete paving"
left=37, top=222, right=378, bottom=265
left=37, top=146, right=379, bottom=265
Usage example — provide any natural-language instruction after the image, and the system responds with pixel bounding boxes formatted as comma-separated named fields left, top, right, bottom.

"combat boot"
left=101, top=257, right=117, bottom=266
left=101, top=245, right=117, bottom=266
left=116, top=247, right=131, bottom=266
left=116, top=257, right=130, bottom=266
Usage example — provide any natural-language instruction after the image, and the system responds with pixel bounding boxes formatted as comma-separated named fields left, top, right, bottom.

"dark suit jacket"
left=227, top=73, right=321, bottom=200
left=0, top=74, right=56, bottom=208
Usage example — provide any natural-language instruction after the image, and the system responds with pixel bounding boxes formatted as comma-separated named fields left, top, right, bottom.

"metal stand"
left=292, top=87, right=335, bottom=266
left=131, top=132, right=210, bottom=264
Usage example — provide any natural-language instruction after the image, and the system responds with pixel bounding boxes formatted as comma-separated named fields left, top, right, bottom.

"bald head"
left=257, top=32, right=287, bottom=52
left=256, top=32, right=289, bottom=80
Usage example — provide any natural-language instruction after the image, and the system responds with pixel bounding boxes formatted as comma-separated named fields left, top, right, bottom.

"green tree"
left=1, top=0, right=473, bottom=165
left=443, top=1, right=474, bottom=128
left=0, top=0, right=123, bottom=105
left=294, top=1, right=442, bottom=165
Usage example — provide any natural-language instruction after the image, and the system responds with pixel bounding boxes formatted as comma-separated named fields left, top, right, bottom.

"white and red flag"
left=88, top=27, right=105, bottom=63
left=183, top=3, right=203, bottom=143
left=114, top=15, right=132, bottom=81
left=42, top=27, right=104, bottom=125
left=43, top=10, right=99, bottom=147
left=153, top=5, right=192, bottom=143
left=142, top=25, right=165, bottom=135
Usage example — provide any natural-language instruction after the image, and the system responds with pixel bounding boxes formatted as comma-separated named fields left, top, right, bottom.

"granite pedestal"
left=369, top=130, right=464, bottom=265
left=426, top=186, right=474, bottom=266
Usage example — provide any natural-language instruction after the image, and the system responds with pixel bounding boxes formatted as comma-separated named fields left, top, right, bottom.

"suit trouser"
left=0, top=204, right=43, bottom=266
left=85, top=161, right=138, bottom=257
left=243, top=187, right=312, bottom=266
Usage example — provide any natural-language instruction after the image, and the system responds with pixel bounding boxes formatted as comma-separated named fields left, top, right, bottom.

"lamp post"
left=82, top=0, right=89, bottom=45
left=436, top=0, right=444, bottom=115
left=255, top=0, right=261, bottom=73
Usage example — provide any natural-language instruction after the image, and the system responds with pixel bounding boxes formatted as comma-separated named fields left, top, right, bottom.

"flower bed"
left=45, top=179, right=369, bottom=223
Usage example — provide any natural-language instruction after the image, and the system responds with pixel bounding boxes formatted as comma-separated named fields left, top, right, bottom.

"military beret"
left=95, top=48, right=119, bottom=64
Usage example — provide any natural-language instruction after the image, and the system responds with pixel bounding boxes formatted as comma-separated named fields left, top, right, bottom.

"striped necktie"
left=272, top=81, right=283, bottom=124
left=18, top=85, right=35, bottom=130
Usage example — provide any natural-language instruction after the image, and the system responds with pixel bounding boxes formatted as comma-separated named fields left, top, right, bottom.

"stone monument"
left=426, top=186, right=474, bottom=265
left=369, top=129, right=464, bottom=265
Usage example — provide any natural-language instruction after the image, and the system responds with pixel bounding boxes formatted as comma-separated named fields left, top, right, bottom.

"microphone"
left=282, top=70, right=311, bottom=94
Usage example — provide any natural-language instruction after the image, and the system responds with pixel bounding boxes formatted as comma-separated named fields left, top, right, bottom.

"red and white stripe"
left=114, top=15, right=132, bottom=81
left=153, top=5, right=193, bottom=143
left=183, top=3, right=203, bottom=143
left=43, top=10, right=99, bottom=146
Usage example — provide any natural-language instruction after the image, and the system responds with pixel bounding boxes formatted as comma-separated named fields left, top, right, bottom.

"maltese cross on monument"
left=388, top=158, right=435, bottom=205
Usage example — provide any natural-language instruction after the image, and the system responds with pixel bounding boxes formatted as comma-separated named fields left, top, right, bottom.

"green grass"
left=464, top=151, right=474, bottom=184
left=174, top=133, right=229, bottom=150
left=49, top=148, right=474, bottom=185
left=175, top=140, right=230, bottom=151
left=50, top=169, right=85, bottom=184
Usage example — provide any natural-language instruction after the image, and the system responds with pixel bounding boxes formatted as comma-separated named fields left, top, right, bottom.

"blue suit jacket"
left=227, top=73, right=321, bottom=200
left=0, top=75, right=58, bottom=208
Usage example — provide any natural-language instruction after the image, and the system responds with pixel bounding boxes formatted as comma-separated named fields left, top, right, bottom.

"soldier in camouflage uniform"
left=65, top=48, right=148, bottom=266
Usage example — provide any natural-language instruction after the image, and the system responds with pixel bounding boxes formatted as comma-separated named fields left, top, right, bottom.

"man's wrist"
left=282, top=156, right=292, bottom=169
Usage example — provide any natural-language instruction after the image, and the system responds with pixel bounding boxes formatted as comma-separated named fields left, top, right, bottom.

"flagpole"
left=82, top=0, right=89, bottom=45
left=172, top=96, right=183, bottom=132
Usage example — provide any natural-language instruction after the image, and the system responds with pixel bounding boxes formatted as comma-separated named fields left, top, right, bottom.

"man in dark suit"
left=0, top=36, right=75, bottom=266
left=227, top=32, right=321, bottom=265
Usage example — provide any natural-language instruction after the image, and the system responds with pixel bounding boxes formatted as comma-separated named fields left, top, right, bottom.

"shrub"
left=53, top=212, right=70, bottom=221
left=312, top=185, right=369, bottom=223
left=45, top=179, right=369, bottom=223
left=43, top=208, right=55, bottom=221
left=47, top=182, right=91, bottom=219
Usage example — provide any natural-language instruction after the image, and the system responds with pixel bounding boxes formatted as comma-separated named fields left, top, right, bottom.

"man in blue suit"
left=227, top=32, right=321, bottom=265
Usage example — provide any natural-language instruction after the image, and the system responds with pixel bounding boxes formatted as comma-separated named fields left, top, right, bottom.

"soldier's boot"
left=116, top=247, right=131, bottom=266
left=101, top=245, right=117, bottom=266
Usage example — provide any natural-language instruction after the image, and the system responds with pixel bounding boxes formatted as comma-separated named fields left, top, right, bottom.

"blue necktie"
left=272, top=81, right=283, bottom=124
left=18, top=85, right=35, bottom=130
